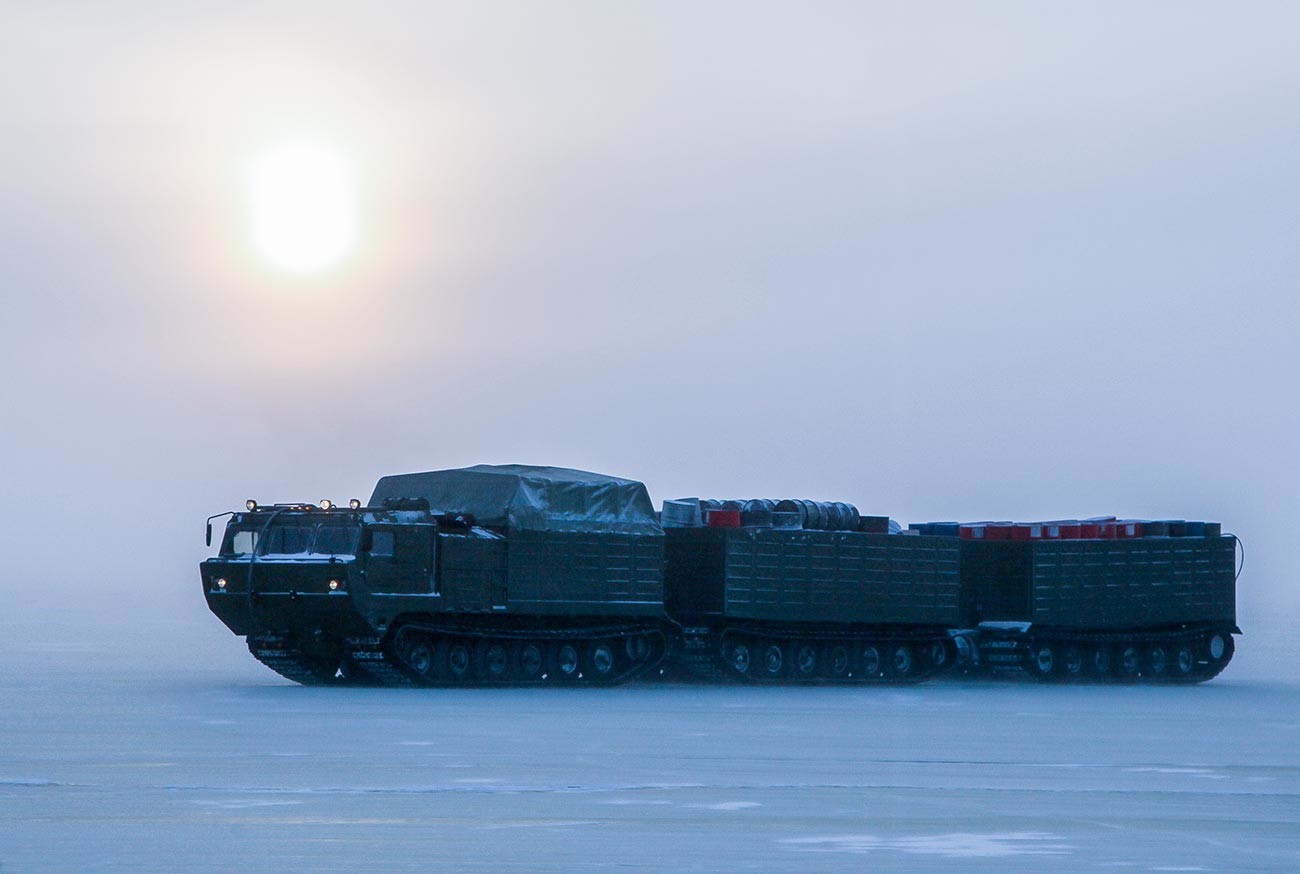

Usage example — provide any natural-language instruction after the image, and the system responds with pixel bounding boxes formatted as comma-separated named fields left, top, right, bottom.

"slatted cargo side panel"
left=722, top=530, right=962, bottom=625
left=1030, top=537, right=1235, bottom=629
left=507, top=530, right=665, bottom=615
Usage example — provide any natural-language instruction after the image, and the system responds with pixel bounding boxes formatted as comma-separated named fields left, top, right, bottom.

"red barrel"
left=1010, top=523, right=1043, bottom=541
left=1115, top=520, right=1144, bottom=539
left=1081, top=516, right=1117, bottom=539
left=706, top=509, right=742, bottom=528
left=985, top=522, right=1012, bottom=541
left=1044, top=521, right=1081, bottom=539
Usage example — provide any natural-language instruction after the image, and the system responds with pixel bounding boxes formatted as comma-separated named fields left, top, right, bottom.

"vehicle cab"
left=200, top=499, right=434, bottom=642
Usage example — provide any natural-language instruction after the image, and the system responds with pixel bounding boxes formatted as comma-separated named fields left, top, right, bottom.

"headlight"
left=349, top=498, right=362, bottom=510
left=328, top=579, right=342, bottom=591
left=215, top=578, right=227, bottom=590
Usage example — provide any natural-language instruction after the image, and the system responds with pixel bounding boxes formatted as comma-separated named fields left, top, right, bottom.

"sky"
left=1, top=2, right=1297, bottom=672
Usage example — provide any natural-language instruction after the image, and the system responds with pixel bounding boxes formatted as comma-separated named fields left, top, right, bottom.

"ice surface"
left=1, top=614, right=1298, bottom=873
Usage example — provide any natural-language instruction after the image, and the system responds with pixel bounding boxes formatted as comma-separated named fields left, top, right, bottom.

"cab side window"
left=369, top=530, right=395, bottom=558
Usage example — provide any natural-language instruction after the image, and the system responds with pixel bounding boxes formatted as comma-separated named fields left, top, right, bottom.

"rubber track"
left=708, top=625, right=957, bottom=686
left=1016, top=628, right=1236, bottom=685
left=357, top=622, right=667, bottom=688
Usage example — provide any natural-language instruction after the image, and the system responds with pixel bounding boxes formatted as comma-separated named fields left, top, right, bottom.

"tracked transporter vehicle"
left=201, top=465, right=1240, bottom=686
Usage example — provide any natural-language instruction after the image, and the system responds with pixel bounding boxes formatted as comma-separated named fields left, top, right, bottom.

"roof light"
left=349, top=498, right=362, bottom=510
left=320, top=499, right=333, bottom=510
left=246, top=499, right=258, bottom=511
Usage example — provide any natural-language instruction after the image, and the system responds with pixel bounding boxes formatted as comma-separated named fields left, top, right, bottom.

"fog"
left=1, top=4, right=1299, bottom=869
left=2, top=1, right=1296, bottom=672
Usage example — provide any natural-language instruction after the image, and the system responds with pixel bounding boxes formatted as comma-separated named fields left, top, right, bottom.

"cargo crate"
left=665, top=528, right=962, bottom=626
left=962, top=536, right=1235, bottom=629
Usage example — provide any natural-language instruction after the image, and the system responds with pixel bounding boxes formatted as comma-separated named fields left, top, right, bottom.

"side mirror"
left=206, top=522, right=213, bottom=547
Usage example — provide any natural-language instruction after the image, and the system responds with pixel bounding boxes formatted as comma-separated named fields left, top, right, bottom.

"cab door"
left=364, top=524, right=437, bottom=594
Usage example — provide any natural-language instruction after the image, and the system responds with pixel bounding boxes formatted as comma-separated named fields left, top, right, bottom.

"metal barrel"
left=740, top=499, right=773, bottom=527
left=661, top=498, right=702, bottom=528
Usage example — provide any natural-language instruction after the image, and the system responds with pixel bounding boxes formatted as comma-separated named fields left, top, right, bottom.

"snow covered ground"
left=2, top=614, right=1298, bottom=873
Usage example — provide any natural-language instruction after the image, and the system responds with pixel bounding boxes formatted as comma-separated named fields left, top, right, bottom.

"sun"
left=248, top=140, right=357, bottom=275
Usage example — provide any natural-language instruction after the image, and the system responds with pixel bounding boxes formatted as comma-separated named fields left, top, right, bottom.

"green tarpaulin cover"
left=369, top=464, right=662, bottom=535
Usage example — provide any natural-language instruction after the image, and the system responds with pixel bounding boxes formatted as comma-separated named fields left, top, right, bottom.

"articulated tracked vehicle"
left=201, top=464, right=1239, bottom=686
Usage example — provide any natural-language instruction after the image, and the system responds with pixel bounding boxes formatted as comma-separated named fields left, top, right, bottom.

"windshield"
left=219, top=523, right=259, bottom=557
left=219, top=516, right=359, bottom=558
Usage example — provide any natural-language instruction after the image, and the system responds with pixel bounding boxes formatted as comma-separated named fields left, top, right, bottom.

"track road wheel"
left=927, top=640, right=950, bottom=671
left=794, top=644, right=818, bottom=679
left=890, top=644, right=915, bottom=678
left=477, top=640, right=512, bottom=682
left=552, top=642, right=581, bottom=681
left=861, top=645, right=882, bottom=678
left=761, top=643, right=785, bottom=679
left=1061, top=645, right=1085, bottom=680
left=518, top=643, right=545, bottom=681
left=443, top=638, right=473, bottom=683
left=728, top=642, right=752, bottom=676
left=1030, top=642, right=1057, bottom=680
left=1173, top=643, right=1197, bottom=679
left=1117, top=645, right=1142, bottom=680
left=1145, top=645, right=1169, bottom=681
left=1089, top=646, right=1113, bottom=678
left=402, top=635, right=436, bottom=680
left=587, top=640, right=617, bottom=681
left=829, top=645, right=850, bottom=678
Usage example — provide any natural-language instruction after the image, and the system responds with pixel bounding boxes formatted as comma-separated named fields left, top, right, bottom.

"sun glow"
left=248, top=140, right=357, bottom=275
